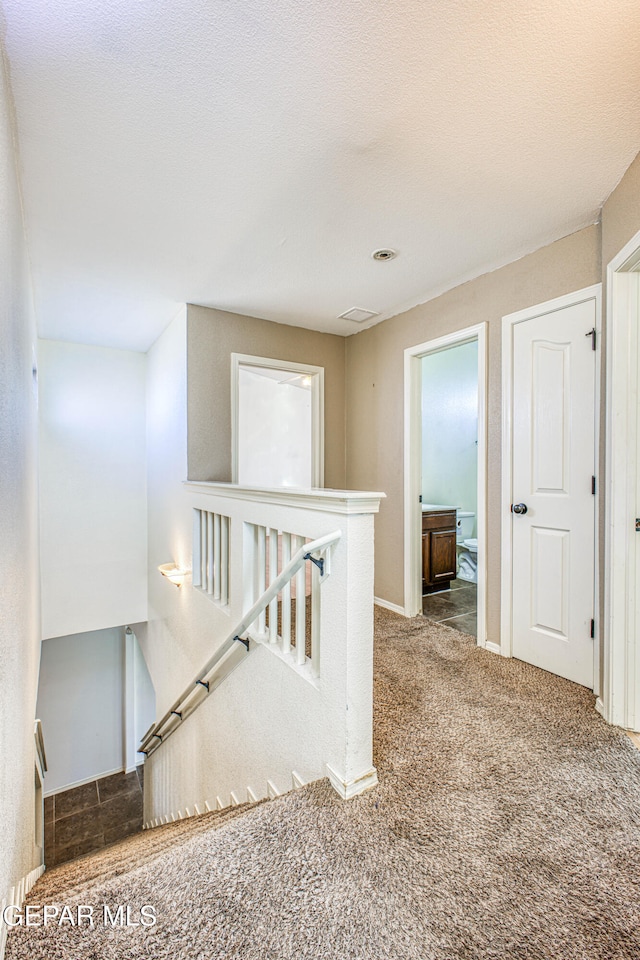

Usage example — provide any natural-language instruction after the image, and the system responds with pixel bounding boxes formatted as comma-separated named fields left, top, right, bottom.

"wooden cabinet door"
left=422, top=510, right=457, bottom=592
left=430, top=530, right=456, bottom=582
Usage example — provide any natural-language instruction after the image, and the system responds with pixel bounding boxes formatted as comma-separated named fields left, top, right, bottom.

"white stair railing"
left=139, top=530, right=340, bottom=759
left=244, top=524, right=330, bottom=671
left=144, top=482, right=383, bottom=814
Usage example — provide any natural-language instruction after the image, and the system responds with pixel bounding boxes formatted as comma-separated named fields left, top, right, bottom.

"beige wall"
left=346, top=225, right=601, bottom=640
left=0, top=49, right=43, bottom=911
left=187, top=305, right=347, bottom=488
left=601, top=151, right=640, bottom=272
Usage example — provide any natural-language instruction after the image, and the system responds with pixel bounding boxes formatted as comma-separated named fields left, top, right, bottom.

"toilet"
left=456, top=511, right=478, bottom=583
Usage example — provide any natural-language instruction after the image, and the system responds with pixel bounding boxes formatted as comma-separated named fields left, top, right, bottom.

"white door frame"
left=403, top=323, right=487, bottom=647
left=501, top=284, right=601, bottom=681
left=231, top=353, right=325, bottom=488
left=604, top=227, right=640, bottom=730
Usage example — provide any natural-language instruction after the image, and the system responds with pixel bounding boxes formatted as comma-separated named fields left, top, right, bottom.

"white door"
left=510, top=297, right=596, bottom=687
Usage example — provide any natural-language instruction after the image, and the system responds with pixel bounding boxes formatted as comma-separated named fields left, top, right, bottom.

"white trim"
left=230, top=353, right=325, bottom=487
left=142, top=768, right=313, bottom=830
left=325, top=763, right=378, bottom=799
left=374, top=596, right=408, bottom=617
left=485, top=641, right=503, bottom=657
left=501, top=284, right=602, bottom=667
left=266, top=779, right=281, bottom=799
left=605, top=226, right=640, bottom=730
left=403, top=324, right=488, bottom=651
left=34, top=720, right=47, bottom=778
left=43, top=765, right=124, bottom=799
left=185, top=480, right=384, bottom=515
left=1, top=864, right=45, bottom=959
left=124, top=628, right=136, bottom=775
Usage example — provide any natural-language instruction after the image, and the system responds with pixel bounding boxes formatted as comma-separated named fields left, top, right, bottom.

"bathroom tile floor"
left=422, top=579, right=477, bottom=638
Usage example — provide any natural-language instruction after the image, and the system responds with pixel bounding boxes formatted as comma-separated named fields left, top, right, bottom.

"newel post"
left=321, top=500, right=381, bottom=799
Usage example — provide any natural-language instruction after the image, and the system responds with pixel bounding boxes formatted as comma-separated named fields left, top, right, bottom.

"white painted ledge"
left=184, top=481, right=385, bottom=515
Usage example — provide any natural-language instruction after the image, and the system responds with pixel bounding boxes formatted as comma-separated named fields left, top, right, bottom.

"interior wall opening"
left=231, top=354, right=324, bottom=488
left=403, top=322, right=486, bottom=642
left=420, top=340, right=479, bottom=638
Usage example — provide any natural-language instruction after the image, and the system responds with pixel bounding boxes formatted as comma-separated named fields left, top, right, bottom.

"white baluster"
left=268, top=528, right=279, bottom=643
left=243, top=522, right=257, bottom=618
left=220, top=515, right=229, bottom=606
left=200, top=510, right=208, bottom=589
left=213, top=513, right=221, bottom=600
left=295, top=535, right=306, bottom=664
left=311, top=553, right=321, bottom=675
left=192, top=510, right=202, bottom=588
left=281, top=532, right=292, bottom=655
left=207, top=512, right=214, bottom=594
left=257, top=525, right=266, bottom=635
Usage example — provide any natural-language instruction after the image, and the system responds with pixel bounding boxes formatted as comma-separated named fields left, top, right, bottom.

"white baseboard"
left=326, top=764, right=378, bottom=800
left=266, top=779, right=280, bottom=799
left=374, top=597, right=409, bottom=617
left=43, top=765, right=124, bottom=799
left=485, top=641, right=502, bottom=656
left=595, top=697, right=605, bottom=718
left=143, top=770, right=310, bottom=830
left=1, top=862, right=45, bottom=959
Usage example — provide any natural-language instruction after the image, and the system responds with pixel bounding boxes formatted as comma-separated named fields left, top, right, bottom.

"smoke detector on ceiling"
left=338, top=307, right=380, bottom=324
left=371, top=248, right=397, bottom=261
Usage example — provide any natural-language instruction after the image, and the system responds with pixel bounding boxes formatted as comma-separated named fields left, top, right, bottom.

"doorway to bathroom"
left=403, top=324, right=487, bottom=647
left=421, top=340, right=478, bottom=635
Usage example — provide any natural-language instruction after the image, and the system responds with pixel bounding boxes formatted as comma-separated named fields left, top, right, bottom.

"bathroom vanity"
left=422, top=505, right=457, bottom=593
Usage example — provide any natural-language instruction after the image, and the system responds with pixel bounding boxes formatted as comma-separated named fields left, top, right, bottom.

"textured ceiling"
left=3, top=0, right=640, bottom=350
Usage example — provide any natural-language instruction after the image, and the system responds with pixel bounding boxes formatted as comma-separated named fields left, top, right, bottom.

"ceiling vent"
left=338, top=307, right=380, bottom=324
left=371, top=248, right=397, bottom=261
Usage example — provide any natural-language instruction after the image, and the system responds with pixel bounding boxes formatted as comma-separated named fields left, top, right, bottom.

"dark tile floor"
left=44, top=766, right=144, bottom=867
left=422, top=578, right=477, bottom=637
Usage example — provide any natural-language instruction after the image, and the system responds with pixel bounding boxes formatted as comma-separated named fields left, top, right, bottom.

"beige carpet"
left=7, top=609, right=640, bottom=959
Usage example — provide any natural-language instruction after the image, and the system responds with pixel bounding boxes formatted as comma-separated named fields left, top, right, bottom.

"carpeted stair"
left=6, top=609, right=640, bottom=959
left=33, top=799, right=260, bottom=904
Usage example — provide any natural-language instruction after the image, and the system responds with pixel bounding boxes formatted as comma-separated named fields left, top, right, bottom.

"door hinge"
left=590, top=618, right=595, bottom=639
left=592, top=476, right=596, bottom=495
left=585, top=327, right=596, bottom=350
left=419, top=494, right=423, bottom=503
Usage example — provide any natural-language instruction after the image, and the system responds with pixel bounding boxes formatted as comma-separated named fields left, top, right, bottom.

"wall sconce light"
left=158, top=563, right=189, bottom=587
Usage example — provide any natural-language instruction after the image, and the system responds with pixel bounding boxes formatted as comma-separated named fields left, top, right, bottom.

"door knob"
left=511, top=503, right=528, bottom=515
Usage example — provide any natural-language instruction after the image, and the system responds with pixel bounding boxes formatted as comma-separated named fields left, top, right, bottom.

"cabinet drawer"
left=422, top=510, right=456, bottom=532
